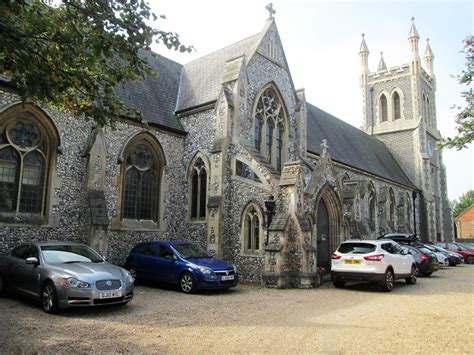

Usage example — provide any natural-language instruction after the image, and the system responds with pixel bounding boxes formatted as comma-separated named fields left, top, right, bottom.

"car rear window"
left=337, top=243, right=376, bottom=254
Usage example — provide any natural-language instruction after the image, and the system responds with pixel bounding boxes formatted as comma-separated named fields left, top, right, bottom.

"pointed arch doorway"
left=315, top=186, right=342, bottom=274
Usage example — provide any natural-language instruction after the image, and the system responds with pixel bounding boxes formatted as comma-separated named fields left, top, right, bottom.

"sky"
left=150, top=0, right=473, bottom=202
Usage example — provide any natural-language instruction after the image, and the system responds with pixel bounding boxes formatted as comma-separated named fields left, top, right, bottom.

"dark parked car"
left=377, top=233, right=421, bottom=246
left=424, top=244, right=462, bottom=266
left=400, top=245, right=439, bottom=276
left=435, top=242, right=474, bottom=264
left=125, top=241, right=238, bottom=293
left=0, top=241, right=134, bottom=313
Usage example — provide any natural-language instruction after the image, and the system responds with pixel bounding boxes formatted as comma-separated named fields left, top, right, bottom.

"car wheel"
left=333, top=280, right=345, bottom=288
left=41, top=282, right=59, bottom=314
left=179, top=272, right=195, bottom=294
left=405, top=265, right=417, bottom=285
left=380, top=269, right=394, bottom=292
left=0, top=272, right=8, bottom=297
left=467, top=256, right=474, bottom=264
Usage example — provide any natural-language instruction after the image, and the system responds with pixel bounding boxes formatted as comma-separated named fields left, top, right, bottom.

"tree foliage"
left=442, top=36, right=473, bottom=150
left=0, top=0, right=191, bottom=127
left=453, top=189, right=474, bottom=218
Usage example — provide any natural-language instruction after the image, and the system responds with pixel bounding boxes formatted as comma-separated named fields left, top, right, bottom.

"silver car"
left=0, top=241, right=134, bottom=313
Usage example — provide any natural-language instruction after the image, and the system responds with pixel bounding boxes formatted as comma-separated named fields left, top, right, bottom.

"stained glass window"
left=191, top=158, right=207, bottom=219
left=122, top=141, right=159, bottom=222
left=243, top=205, right=261, bottom=253
left=190, top=158, right=207, bottom=220
left=0, top=117, right=49, bottom=216
left=254, top=87, right=286, bottom=170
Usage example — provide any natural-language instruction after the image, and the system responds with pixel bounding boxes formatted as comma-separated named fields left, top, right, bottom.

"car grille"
left=96, top=279, right=121, bottom=290
left=93, top=296, right=124, bottom=305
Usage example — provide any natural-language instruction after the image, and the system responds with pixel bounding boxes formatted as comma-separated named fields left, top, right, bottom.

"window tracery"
left=0, top=117, right=50, bottom=215
left=242, top=204, right=262, bottom=254
left=121, top=140, right=161, bottom=222
left=190, top=157, right=207, bottom=220
left=254, top=86, right=286, bottom=172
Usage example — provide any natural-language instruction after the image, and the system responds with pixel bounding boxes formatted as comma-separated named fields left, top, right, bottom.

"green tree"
left=442, top=36, right=473, bottom=150
left=453, top=189, right=474, bottom=218
left=0, top=0, right=191, bottom=127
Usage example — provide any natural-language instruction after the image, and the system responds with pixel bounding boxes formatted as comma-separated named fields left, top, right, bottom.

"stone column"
left=81, top=128, right=109, bottom=256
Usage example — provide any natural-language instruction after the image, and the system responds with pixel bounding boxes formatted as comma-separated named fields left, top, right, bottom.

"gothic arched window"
left=393, top=92, right=401, bottom=120
left=254, top=86, right=287, bottom=171
left=0, top=112, right=55, bottom=218
left=242, top=203, right=262, bottom=254
left=190, top=157, right=207, bottom=220
left=121, top=138, right=162, bottom=222
left=380, top=94, right=388, bottom=122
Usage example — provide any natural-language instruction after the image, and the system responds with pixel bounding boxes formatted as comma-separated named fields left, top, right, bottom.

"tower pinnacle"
left=378, top=52, right=387, bottom=72
left=424, top=38, right=435, bottom=77
left=359, top=33, right=369, bottom=55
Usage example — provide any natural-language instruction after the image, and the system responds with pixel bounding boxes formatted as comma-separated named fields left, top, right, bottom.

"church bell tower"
left=359, top=19, right=454, bottom=242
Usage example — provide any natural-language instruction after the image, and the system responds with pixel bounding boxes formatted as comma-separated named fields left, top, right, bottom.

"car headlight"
left=125, top=272, right=134, bottom=284
left=233, top=264, right=237, bottom=274
left=58, top=277, right=90, bottom=288
left=196, top=266, right=215, bottom=275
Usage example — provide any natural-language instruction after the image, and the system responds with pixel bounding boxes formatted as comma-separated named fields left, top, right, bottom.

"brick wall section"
left=456, top=205, right=474, bottom=238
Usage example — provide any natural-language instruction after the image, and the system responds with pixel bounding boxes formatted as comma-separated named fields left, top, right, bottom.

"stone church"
left=0, top=12, right=453, bottom=287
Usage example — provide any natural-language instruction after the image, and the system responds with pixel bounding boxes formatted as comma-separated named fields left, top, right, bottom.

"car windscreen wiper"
left=63, top=260, right=82, bottom=264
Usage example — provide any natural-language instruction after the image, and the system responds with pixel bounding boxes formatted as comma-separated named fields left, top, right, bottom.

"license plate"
left=344, top=260, right=361, bottom=265
left=98, top=291, right=122, bottom=299
left=221, top=275, right=234, bottom=281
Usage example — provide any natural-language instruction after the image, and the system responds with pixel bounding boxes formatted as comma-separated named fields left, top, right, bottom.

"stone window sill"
left=111, top=218, right=160, bottom=231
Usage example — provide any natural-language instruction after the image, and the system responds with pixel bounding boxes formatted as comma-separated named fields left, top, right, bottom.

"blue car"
left=124, top=241, right=238, bottom=293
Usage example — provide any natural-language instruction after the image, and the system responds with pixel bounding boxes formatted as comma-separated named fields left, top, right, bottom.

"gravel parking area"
left=0, top=265, right=473, bottom=354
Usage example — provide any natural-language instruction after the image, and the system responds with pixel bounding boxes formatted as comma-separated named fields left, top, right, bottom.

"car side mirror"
left=26, top=257, right=39, bottom=265
left=164, top=254, right=176, bottom=261
left=400, top=250, right=407, bottom=255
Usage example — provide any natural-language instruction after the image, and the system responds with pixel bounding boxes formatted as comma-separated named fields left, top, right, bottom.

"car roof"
left=27, top=241, right=86, bottom=247
left=134, top=240, right=193, bottom=247
left=341, top=239, right=396, bottom=245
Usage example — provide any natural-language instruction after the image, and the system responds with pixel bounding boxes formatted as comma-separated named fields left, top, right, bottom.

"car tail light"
left=420, top=253, right=429, bottom=260
left=363, top=254, right=384, bottom=261
left=331, top=254, right=342, bottom=260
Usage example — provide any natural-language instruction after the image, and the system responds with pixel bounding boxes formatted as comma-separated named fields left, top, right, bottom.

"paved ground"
left=0, top=265, right=473, bottom=354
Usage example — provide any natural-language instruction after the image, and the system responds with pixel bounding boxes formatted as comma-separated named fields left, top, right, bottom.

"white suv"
left=331, top=240, right=417, bottom=291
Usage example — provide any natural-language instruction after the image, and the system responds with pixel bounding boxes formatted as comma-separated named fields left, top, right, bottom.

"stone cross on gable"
left=266, top=3, right=276, bottom=19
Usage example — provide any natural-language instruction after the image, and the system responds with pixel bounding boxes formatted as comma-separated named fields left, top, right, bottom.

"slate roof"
left=114, top=51, right=184, bottom=133
left=306, top=103, right=416, bottom=188
left=175, top=34, right=260, bottom=113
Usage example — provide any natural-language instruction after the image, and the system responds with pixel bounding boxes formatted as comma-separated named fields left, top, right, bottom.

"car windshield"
left=41, top=245, right=104, bottom=264
left=432, top=245, right=447, bottom=252
left=418, top=247, right=433, bottom=255
left=173, top=244, right=211, bottom=259
left=337, top=243, right=376, bottom=254
left=456, top=244, right=470, bottom=251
